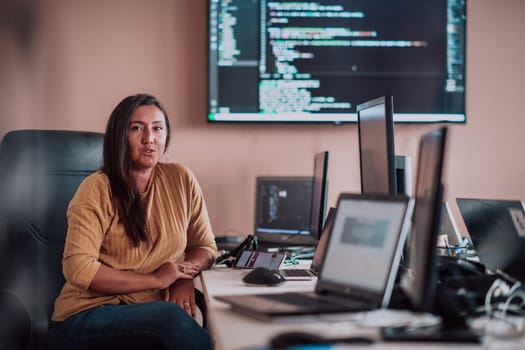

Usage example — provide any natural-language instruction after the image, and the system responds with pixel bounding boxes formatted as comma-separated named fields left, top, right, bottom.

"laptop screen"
left=457, top=198, right=525, bottom=279
left=318, top=193, right=413, bottom=305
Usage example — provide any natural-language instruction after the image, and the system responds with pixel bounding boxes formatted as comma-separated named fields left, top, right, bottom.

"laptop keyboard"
left=279, top=269, right=314, bottom=277
left=258, top=293, right=348, bottom=307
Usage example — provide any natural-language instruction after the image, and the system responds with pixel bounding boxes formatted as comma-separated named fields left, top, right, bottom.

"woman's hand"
left=153, top=261, right=198, bottom=290
left=169, top=279, right=197, bottom=317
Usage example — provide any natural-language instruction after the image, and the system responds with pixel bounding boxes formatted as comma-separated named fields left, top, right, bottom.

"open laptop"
left=215, top=193, right=415, bottom=320
left=279, top=207, right=336, bottom=280
left=456, top=198, right=525, bottom=282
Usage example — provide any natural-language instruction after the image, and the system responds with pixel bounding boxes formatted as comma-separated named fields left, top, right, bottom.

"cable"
left=498, top=282, right=525, bottom=322
left=484, top=279, right=506, bottom=318
left=282, top=256, right=299, bottom=267
left=291, top=250, right=316, bottom=259
left=475, top=278, right=525, bottom=339
left=282, top=248, right=316, bottom=266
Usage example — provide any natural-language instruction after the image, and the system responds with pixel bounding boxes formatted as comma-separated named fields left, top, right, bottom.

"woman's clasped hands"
left=153, top=261, right=200, bottom=290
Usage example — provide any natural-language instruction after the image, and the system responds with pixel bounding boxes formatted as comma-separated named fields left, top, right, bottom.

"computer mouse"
left=242, top=267, right=285, bottom=286
left=270, top=331, right=322, bottom=349
left=270, top=331, right=374, bottom=349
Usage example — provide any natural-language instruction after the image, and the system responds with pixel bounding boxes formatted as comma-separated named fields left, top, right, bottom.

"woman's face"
left=128, top=105, right=168, bottom=172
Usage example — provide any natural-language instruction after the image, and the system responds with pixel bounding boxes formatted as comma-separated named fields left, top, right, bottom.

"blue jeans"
left=48, top=301, right=212, bottom=350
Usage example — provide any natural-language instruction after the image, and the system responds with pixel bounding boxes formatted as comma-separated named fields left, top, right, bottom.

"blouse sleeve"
left=61, top=174, right=113, bottom=290
left=181, top=166, right=218, bottom=257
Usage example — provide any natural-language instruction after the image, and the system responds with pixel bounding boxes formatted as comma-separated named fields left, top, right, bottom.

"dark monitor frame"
left=309, top=151, right=329, bottom=240
left=357, top=96, right=397, bottom=195
left=402, top=126, right=447, bottom=312
left=254, top=176, right=317, bottom=247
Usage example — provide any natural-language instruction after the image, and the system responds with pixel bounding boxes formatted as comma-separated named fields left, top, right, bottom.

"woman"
left=48, top=94, right=217, bottom=350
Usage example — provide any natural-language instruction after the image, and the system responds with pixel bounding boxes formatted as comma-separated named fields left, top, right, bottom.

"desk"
left=200, top=266, right=525, bottom=350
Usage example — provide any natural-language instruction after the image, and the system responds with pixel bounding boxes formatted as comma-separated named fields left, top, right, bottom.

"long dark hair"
left=102, top=94, right=171, bottom=246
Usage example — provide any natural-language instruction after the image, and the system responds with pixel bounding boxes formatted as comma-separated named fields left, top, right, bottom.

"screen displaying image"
left=254, top=177, right=312, bottom=235
left=322, top=197, right=408, bottom=291
left=234, top=251, right=285, bottom=270
left=341, top=218, right=389, bottom=248
left=208, top=0, right=466, bottom=123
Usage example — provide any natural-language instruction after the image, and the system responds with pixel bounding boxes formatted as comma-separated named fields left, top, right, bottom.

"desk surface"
left=200, top=265, right=525, bottom=350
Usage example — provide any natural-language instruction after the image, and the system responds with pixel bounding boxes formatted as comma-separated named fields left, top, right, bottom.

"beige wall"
left=1, top=0, right=524, bottom=237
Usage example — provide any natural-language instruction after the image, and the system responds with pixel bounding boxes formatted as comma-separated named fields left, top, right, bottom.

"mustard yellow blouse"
left=52, top=163, right=217, bottom=321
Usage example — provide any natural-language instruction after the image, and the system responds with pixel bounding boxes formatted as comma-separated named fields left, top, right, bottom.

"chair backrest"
left=0, top=129, right=103, bottom=349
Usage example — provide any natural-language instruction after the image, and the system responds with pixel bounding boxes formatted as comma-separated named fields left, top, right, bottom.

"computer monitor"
left=357, top=96, right=397, bottom=195
left=309, top=151, right=329, bottom=240
left=254, top=176, right=316, bottom=247
left=401, top=127, right=447, bottom=312
left=207, top=1, right=467, bottom=123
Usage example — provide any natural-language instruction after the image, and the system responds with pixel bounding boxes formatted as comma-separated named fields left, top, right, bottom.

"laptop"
left=215, top=193, right=415, bottom=320
left=456, top=198, right=525, bottom=282
left=279, top=207, right=336, bottom=280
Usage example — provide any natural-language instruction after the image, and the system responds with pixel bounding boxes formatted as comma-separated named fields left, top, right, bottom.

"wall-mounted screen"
left=207, top=0, right=466, bottom=123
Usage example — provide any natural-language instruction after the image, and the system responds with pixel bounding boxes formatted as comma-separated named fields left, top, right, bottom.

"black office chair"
left=0, top=129, right=103, bottom=350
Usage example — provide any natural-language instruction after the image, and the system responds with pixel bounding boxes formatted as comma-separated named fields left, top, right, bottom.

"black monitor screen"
left=357, top=96, right=397, bottom=195
left=309, top=151, right=329, bottom=240
left=207, top=0, right=466, bottom=123
left=254, top=176, right=316, bottom=246
left=402, top=127, right=447, bottom=312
